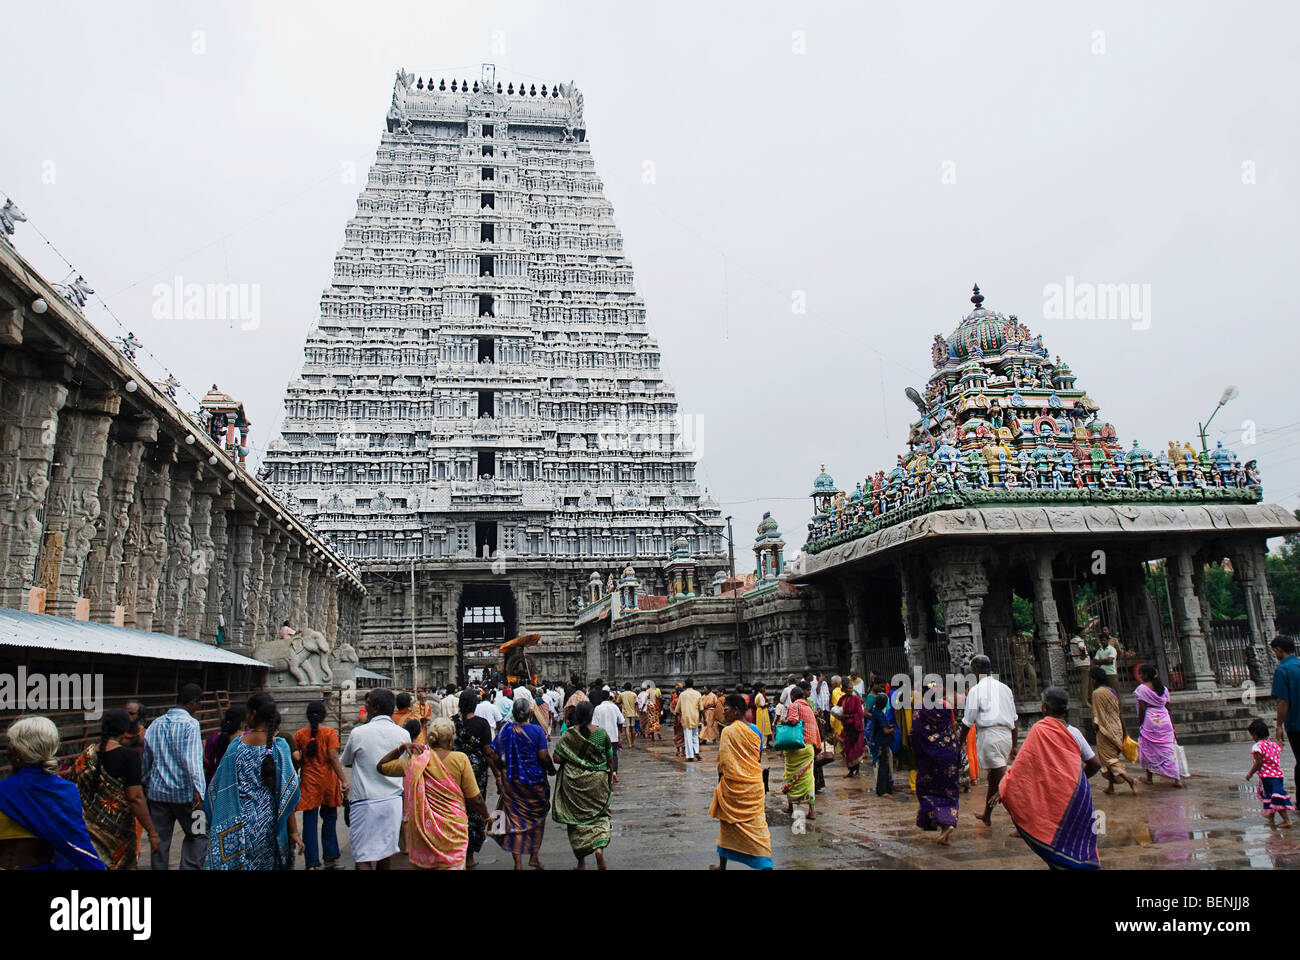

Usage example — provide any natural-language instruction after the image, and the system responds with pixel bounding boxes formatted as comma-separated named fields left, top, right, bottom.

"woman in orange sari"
left=644, top=685, right=662, bottom=740
left=377, top=717, right=490, bottom=870
left=710, top=694, right=771, bottom=870
left=700, top=687, right=720, bottom=744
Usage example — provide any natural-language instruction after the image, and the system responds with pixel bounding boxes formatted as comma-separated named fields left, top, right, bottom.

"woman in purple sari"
left=913, top=689, right=961, bottom=844
left=1135, top=664, right=1182, bottom=787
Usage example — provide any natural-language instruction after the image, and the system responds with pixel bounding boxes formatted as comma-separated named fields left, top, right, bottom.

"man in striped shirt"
left=142, top=683, right=207, bottom=870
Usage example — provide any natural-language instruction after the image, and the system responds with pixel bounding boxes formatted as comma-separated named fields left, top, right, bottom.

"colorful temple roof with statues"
left=805, top=286, right=1263, bottom=553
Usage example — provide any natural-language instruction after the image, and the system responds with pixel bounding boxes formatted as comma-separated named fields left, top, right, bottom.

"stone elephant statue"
left=253, top=627, right=333, bottom=686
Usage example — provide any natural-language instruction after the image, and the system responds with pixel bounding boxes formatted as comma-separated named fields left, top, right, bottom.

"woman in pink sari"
left=377, top=717, right=491, bottom=869
left=1134, top=664, right=1183, bottom=788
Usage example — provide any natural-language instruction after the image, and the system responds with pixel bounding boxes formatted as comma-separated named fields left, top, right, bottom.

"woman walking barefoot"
left=1089, top=667, right=1137, bottom=796
left=1135, top=664, right=1183, bottom=788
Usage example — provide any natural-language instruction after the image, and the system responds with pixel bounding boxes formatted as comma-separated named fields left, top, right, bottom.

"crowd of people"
left=1, top=633, right=1298, bottom=871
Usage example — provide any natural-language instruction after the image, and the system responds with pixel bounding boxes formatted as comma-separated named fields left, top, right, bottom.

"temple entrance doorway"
left=457, top=582, right=516, bottom=684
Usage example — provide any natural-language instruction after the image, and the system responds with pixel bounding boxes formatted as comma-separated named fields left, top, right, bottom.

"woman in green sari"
left=551, top=700, right=616, bottom=869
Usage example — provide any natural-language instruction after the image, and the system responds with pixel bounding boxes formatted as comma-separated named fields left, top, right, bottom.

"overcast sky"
left=2, top=0, right=1298, bottom=554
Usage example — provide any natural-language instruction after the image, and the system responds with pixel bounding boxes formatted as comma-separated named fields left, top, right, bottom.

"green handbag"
left=773, top=719, right=805, bottom=751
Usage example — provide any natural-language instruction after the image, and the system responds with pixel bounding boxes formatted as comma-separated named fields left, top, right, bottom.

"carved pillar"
left=268, top=535, right=290, bottom=637
left=1232, top=541, right=1279, bottom=685
left=285, top=543, right=305, bottom=630
left=133, top=447, right=175, bottom=632
left=243, top=518, right=269, bottom=645
left=1027, top=548, right=1068, bottom=688
left=254, top=527, right=280, bottom=645
left=86, top=418, right=153, bottom=622
left=929, top=546, right=989, bottom=673
left=898, top=560, right=936, bottom=674
left=0, top=377, right=67, bottom=607
left=839, top=575, right=867, bottom=675
left=159, top=465, right=196, bottom=635
left=38, top=393, right=119, bottom=617
left=1169, top=548, right=1217, bottom=690
left=227, top=512, right=257, bottom=652
left=325, top=572, right=340, bottom=642
left=184, top=478, right=219, bottom=640
left=204, top=492, right=234, bottom=643
left=304, top=562, right=320, bottom=629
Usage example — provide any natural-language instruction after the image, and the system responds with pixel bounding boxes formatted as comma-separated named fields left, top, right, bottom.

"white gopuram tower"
left=264, top=68, right=727, bottom=686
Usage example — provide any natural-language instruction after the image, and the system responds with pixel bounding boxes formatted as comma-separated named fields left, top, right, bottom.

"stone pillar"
left=0, top=377, right=68, bottom=607
left=305, top=562, right=321, bottom=630
left=254, top=527, right=280, bottom=645
left=839, top=575, right=868, bottom=675
left=159, top=465, right=195, bottom=635
left=183, top=479, right=220, bottom=640
left=85, top=418, right=154, bottom=622
left=285, top=544, right=306, bottom=631
left=227, top=512, right=257, bottom=652
left=204, top=493, right=234, bottom=644
left=40, top=393, right=119, bottom=617
left=1029, top=548, right=1068, bottom=688
left=268, top=535, right=291, bottom=637
left=133, top=449, right=175, bottom=632
left=1232, top=541, right=1280, bottom=685
left=325, top=573, right=340, bottom=642
left=1169, top=548, right=1217, bottom=690
left=929, top=546, right=989, bottom=672
left=243, top=519, right=269, bottom=645
left=900, top=560, right=940, bottom=675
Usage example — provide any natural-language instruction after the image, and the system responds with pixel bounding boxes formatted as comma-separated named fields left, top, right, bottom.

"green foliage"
left=1201, top=563, right=1245, bottom=620
left=1012, top=593, right=1035, bottom=634
left=1266, top=511, right=1300, bottom=622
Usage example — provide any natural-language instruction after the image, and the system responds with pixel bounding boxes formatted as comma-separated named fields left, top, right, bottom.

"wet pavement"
left=149, top=735, right=1300, bottom=870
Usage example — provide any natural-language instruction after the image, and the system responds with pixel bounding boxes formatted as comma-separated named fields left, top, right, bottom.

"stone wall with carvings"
left=0, top=237, right=365, bottom=668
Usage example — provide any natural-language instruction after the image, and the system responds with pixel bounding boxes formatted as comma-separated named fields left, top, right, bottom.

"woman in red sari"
left=838, top=688, right=866, bottom=776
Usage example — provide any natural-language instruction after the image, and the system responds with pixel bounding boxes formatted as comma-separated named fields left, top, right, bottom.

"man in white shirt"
left=340, top=688, right=411, bottom=869
left=592, top=689, right=625, bottom=772
left=1091, top=627, right=1119, bottom=686
left=958, top=654, right=1019, bottom=827
left=438, top=685, right=459, bottom=719
left=813, top=674, right=831, bottom=712
left=473, top=687, right=500, bottom=735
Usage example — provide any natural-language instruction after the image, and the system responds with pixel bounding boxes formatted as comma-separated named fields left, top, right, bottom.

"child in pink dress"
left=1245, top=719, right=1293, bottom=827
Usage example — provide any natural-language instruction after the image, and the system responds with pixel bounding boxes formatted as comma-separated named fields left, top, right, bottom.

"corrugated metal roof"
left=0, top=606, right=267, bottom=667
left=355, top=667, right=391, bottom=680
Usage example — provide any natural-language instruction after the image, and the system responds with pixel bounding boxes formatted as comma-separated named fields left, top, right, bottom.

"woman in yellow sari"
left=829, top=676, right=844, bottom=750
left=752, top=684, right=773, bottom=747
left=377, top=717, right=490, bottom=870
left=1089, top=666, right=1136, bottom=795
left=710, top=694, right=772, bottom=870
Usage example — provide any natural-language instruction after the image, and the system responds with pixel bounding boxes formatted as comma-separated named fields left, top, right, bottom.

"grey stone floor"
left=145, top=733, right=1300, bottom=870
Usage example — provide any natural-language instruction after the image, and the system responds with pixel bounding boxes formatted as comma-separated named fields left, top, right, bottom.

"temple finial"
left=971, top=284, right=984, bottom=309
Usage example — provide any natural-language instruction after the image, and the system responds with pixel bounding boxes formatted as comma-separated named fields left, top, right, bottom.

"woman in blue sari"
left=0, top=716, right=104, bottom=870
left=204, top=692, right=302, bottom=870
left=485, top=697, right=557, bottom=869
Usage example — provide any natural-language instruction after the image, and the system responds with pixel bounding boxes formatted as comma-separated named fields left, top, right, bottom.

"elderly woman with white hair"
left=0, top=716, right=104, bottom=870
left=377, top=716, right=489, bottom=870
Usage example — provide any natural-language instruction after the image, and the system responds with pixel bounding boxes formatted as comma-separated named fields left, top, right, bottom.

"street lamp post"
left=1198, top=385, right=1238, bottom=456
left=726, top=515, right=743, bottom=687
